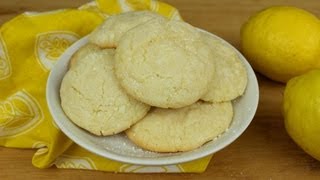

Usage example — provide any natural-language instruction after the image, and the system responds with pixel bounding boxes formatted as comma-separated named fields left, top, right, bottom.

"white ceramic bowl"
left=46, top=30, right=259, bottom=165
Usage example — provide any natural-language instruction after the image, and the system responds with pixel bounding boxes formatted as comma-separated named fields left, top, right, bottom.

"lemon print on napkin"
left=0, top=36, right=11, bottom=80
left=54, top=154, right=97, bottom=170
left=0, top=90, right=43, bottom=137
left=35, top=31, right=79, bottom=70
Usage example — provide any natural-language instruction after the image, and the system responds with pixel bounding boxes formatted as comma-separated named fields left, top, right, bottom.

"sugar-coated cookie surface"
left=126, top=101, right=233, bottom=152
left=60, top=45, right=150, bottom=136
left=201, top=32, right=248, bottom=102
left=69, top=43, right=101, bottom=68
left=115, top=18, right=215, bottom=108
left=89, top=11, right=165, bottom=48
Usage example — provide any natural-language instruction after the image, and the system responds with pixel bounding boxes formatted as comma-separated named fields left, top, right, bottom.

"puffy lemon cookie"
left=69, top=43, right=101, bottom=68
left=60, top=45, right=150, bottom=136
left=115, top=19, right=215, bottom=108
left=201, top=32, right=247, bottom=102
left=89, top=11, right=165, bottom=48
left=126, top=101, right=233, bottom=152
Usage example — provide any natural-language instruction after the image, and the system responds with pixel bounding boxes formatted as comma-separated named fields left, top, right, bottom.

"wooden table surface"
left=1, top=0, right=320, bottom=179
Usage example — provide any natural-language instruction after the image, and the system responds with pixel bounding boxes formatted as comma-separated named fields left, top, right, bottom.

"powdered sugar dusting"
left=96, top=133, right=175, bottom=158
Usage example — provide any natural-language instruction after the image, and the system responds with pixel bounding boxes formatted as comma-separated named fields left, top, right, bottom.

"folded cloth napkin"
left=0, top=0, right=213, bottom=173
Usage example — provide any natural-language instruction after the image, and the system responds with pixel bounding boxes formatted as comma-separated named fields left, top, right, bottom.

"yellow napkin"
left=0, top=0, right=213, bottom=173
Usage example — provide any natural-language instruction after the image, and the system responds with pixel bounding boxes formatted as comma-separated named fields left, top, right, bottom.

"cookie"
left=89, top=11, right=165, bottom=48
left=60, top=46, right=150, bottom=136
left=69, top=43, right=101, bottom=68
left=201, top=32, right=248, bottom=102
left=115, top=18, right=215, bottom=108
left=126, top=101, right=233, bottom=152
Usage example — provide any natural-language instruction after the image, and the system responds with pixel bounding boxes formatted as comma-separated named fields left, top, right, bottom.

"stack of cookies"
left=60, top=11, right=247, bottom=153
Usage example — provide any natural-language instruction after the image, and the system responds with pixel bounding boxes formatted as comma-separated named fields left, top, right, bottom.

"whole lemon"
left=283, top=69, right=320, bottom=161
left=241, top=6, right=320, bottom=83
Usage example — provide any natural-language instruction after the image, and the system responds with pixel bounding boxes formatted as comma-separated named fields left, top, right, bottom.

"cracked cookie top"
left=200, top=32, right=248, bottom=102
left=60, top=44, right=150, bottom=136
left=68, top=43, right=101, bottom=68
left=115, top=18, right=215, bottom=108
left=89, top=11, right=166, bottom=48
left=126, top=101, right=233, bottom=152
